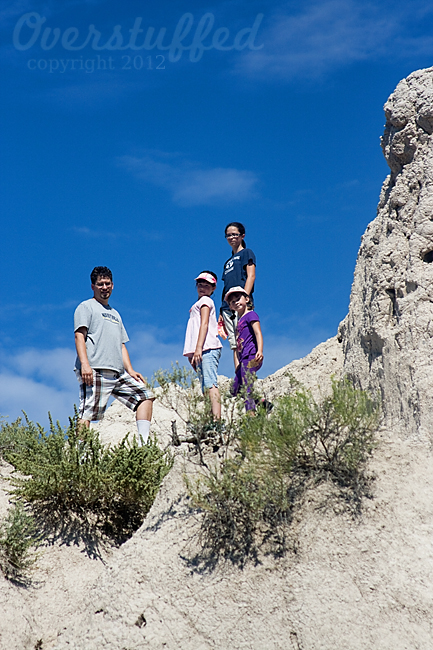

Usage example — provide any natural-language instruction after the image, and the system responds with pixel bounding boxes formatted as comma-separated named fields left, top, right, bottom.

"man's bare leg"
left=136, top=398, right=154, bottom=445
left=77, top=418, right=90, bottom=438
left=136, top=399, right=153, bottom=421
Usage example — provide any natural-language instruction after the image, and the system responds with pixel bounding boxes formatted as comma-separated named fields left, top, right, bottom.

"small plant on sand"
left=154, top=363, right=243, bottom=462
left=0, top=502, right=36, bottom=580
left=186, top=378, right=380, bottom=566
left=154, top=363, right=264, bottom=456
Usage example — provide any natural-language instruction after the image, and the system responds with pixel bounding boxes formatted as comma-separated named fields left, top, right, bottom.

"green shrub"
left=0, top=502, right=36, bottom=580
left=186, top=378, right=380, bottom=566
left=186, top=454, right=290, bottom=566
left=264, top=378, right=379, bottom=482
left=0, top=414, right=173, bottom=541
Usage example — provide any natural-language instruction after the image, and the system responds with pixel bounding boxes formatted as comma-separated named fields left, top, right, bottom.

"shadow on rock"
left=31, top=501, right=147, bottom=560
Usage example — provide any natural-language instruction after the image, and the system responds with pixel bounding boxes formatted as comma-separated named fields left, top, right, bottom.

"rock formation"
left=341, top=67, right=433, bottom=438
left=3, top=68, right=433, bottom=649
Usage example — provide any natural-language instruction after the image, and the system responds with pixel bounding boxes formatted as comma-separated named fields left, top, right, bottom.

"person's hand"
left=247, top=352, right=263, bottom=368
left=218, top=314, right=223, bottom=324
left=254, top=351, right=264, bottom=364
left=192, top=347, right=202, bottom=370
left=81, top=363, right=94, bottom=386
left=129, top=370, right=145, bottom=383
left=217, top=318, right=228, bottom=340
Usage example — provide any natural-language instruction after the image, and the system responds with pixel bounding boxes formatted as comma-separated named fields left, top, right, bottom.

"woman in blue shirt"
left=218, top=222, right=256, bottom=369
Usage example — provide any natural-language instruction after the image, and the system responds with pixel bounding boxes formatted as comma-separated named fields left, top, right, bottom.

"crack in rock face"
left=340, top=67, right=433, bottom=439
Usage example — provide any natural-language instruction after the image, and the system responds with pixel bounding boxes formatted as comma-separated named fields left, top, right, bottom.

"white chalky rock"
left=5, top=68, right=433, bottom=650
left=340, top=67, right=433, bottom=440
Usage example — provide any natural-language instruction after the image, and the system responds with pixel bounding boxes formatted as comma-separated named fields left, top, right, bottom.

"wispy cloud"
left=0, top=372, right=76, bottom=427
left=127, top=329, right=189, bottom=378
left=235, top=0, right=433, bottom=80
left=129, top=326, right=322, bottom=380
left=5, top=347, right=77, bottom=391
left=118, top=151, right=259, bottom=206
left=0, top=347, right=77, bottom=426
left=72, top=226, right=162, bottom=241
left=0, top=327, right=327, bottom=427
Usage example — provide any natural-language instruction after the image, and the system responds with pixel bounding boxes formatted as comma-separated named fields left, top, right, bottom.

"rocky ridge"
left=341, top=67, right=433, bottom=439
left=2, top=68, right=433, bottom=649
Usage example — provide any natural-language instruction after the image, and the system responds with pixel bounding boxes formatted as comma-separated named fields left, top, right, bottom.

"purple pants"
left=232, top=356, right=263, bottom=411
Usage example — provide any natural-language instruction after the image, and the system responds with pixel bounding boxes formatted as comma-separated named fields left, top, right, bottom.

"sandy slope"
left=1, top=336, right=433, bottom=649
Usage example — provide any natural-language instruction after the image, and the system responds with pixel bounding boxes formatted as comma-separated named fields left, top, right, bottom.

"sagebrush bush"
left=0, top=502, right=36, bottom=580
left=186, top=453, right=290, bottom=566
left=186, top=378, right=380, bottom=565
left=264, top=379, right=379, bottom=482
left=0, top=414, right=173, bottom=540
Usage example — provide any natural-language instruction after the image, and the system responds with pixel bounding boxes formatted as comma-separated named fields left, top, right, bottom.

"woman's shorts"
left=196, top=348, right=222, bottom=392
left=221, top=309, right=239, bottom=350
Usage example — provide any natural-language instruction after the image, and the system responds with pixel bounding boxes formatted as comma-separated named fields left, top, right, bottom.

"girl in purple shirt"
left=225, top=286, right=264, bottom=411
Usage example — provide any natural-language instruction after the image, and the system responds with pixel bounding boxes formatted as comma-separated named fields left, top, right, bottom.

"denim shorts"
left=196, top=348, right=222, bottom=391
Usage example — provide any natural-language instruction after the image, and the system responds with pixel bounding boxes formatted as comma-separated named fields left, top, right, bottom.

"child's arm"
left=192, top=305, right=210, bottom=369
left=251, top=320, right=264, bottom=364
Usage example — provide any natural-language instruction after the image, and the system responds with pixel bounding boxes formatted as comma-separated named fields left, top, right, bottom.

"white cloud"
left=127, top=329, right=189, bottom=379
left=118, top=152, right=259, bottom=206
left=71, top=226, right=162, bottom=241
left=0, top=347, right=77, bottom=427
left=0, top=372, right=76, bottom=428
left=259, top=334, right=322, bottom=377
left=7, top=348, right=77, bottom=391
left=131, top=326, right=324, bottom=380
left=0, top=328, right=327, bottom=428
left=235, top=0, right=433, bottom=80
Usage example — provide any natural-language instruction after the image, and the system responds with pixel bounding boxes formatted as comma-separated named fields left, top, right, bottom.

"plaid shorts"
left=75, top=369, right=155, bottom=422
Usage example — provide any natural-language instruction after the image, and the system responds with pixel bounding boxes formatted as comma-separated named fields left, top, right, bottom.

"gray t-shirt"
left=74, top=298, right=129, bottom=373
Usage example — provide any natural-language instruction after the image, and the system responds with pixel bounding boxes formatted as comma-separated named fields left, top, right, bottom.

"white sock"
left=136, top=420, right=151, bottom=445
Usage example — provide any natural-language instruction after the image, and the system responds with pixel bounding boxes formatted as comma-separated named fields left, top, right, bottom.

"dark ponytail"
left=225, top=221, right=246, bottom=248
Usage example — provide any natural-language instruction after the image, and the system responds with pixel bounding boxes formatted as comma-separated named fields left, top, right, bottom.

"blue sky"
left=1, top=0, right=433, bottom=426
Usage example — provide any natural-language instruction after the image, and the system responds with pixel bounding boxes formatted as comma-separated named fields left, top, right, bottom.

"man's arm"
left=122, top=344, right=145, bottom=383
left=74, top=327, right=93, bottom=386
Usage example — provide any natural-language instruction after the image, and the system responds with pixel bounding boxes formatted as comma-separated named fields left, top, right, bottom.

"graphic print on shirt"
left=224, top=256, right=239, bottom=275
left=101, top=312, right=120, bottom=324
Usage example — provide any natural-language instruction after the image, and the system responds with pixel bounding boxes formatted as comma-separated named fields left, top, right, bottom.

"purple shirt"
left=236, top=310, right=260, bottom=360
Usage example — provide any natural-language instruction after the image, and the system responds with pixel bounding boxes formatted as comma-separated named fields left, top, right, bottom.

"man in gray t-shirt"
left=74, top=266, right=155, bottom=443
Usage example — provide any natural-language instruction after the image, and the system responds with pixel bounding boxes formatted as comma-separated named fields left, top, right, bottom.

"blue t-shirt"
left=221, top=247, right=256, bottom=311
